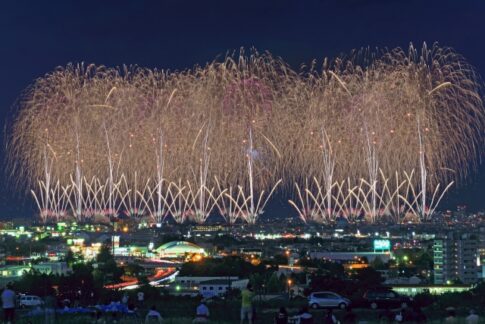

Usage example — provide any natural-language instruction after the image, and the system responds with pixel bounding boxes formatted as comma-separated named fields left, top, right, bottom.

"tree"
left=179, top=256, right=265, bottom=277
left=299, top=258, right=345, bottom=278
left=250, top=273, right=264, bottom=291
left=266, top=272, right=282, bottom=293
left=124, top=263, right=143, bottom=277
left=60, top=263, right=103, bottom=303
left=96, top=242, right=114, bottom=264
left=370, top=256, right=386, bottom=270
left=64, top=250, right=75, bottom=267
left=272, top=254, right=288, bottom=265
left=13, top=270, right=55, bottom=297
left=351, top=267, right=384, bottom=287
left=414, top=251, right=433, bottom=271
left=94, top=243, right=123, bottom=284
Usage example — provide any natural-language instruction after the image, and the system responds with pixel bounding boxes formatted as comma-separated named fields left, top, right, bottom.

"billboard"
left=373, top=239, right=391, bottom=251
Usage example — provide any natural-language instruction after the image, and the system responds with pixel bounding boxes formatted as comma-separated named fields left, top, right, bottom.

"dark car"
left=363, top=289, right=413, bottom=309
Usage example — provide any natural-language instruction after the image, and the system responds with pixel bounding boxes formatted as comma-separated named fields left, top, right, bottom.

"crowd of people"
left=1, top=282, right=484, bottom=323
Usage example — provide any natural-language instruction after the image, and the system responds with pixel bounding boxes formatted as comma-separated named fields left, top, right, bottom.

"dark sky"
left=0, top=0, right=484, bottom=218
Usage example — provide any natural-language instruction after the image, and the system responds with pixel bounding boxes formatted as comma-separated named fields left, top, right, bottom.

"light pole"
left=287, top=279, right=292, bottom=300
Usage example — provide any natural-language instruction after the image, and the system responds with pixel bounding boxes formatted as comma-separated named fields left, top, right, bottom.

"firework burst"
left=7, top=44, right=484, bottom=224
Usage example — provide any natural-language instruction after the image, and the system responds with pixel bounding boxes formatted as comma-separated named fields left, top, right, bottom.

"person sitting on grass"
left=127, top=303, right=138, bottom=318
left=91, top=309, right=105, bottom=324
left=323, top=308, right=337, bottom=324
left=445, top=307, right=457, bottom=323
left=297, top=306, right=314, bottom=324
left=193, top=299, right=210, bottom=323
left=466, top=309, right=479, bottom=324
left=145, top=305, right=163, bottom=323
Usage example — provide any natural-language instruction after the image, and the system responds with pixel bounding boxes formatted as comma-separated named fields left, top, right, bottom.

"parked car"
left=308, top=291, right=351, bottom=309
left=18, top=295, right=44, bottom=308
left=363, top=289, right=413, bottom=309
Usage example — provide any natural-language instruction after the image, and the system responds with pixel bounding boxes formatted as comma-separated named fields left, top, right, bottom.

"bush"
left=413, top=292, right=435, bottom=307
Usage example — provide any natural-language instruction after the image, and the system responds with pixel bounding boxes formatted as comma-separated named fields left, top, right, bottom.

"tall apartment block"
left=433, top=232, right=479, bottom=285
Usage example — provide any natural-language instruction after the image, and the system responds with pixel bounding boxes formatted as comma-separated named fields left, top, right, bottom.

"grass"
left=12, top=297, right=485, bottom=323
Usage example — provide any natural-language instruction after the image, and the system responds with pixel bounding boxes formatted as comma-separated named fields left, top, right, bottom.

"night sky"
left=0, top=0, right=484, bottom=218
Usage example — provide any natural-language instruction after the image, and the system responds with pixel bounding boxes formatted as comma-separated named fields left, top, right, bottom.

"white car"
left=19, top=295, right=44, bottom=308
left=308, top=291, right=350, bottom=309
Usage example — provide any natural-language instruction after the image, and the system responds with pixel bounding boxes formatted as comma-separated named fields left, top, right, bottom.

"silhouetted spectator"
left=445, top=307, right=457, bottom=323
left=145, top=305, right=163, bottom=323
left=91, top=309, right=105, bottom=324
left=193, top=299, right=210, bottom=323
left=274, top=307, right=288, bottom=324
left=241, top=283, right=254, bottom=324
left=127, top=303, right=138, bottom=319
left=1, top=283, right=16, bottom=324
left=121, top=293, right=128, bottom=305
left=323, top=308, right=337, bottom=324
left=466, top=309, right=479, bottom=324
left=395, top=308, right=404, bottom=323
left=297, top=306, right=313, bottom=324
left=137, top=291, right=145, bottom=307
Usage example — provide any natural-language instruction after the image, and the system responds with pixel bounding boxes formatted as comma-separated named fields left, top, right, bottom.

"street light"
left=287, top=279, right=292, bottom=299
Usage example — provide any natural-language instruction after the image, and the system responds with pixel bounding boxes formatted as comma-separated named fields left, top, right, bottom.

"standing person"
left=274, top=307, right=288, bottom=324
left=240, top=283, right=254, bottom=324
left=137, top=291, right=145, bottom=307
left=145, top=305, right=163, bottom=323
left=44, top=295, right=56, bottom=324
left=193, top=299, right=210, bottom=323
left=121, top=293, right=128, bottom=305
left=1, top=283, right=16, bottom=324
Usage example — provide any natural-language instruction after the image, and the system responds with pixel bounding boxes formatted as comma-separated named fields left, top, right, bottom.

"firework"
left=7, top=44, right=484, bottom=224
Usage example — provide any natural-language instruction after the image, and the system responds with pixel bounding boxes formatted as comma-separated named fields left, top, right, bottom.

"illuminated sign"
left=112, top=235, right=120, bottom=248
left=373, top=239, right=391, bottom=251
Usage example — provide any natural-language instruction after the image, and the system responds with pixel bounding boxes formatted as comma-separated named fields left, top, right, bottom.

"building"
left=0, top=265, right=30, bottom=279
left=175, top=276, right=239, bottom=289
left=433, top=232, right=479, bottom=284
left=0, top=262, right=70, bottom=280
left=199, top=278, right=249, bottom=297
left=479, top=227, right=485, bottom=264
left=113, top=245, right=149, bottom=258
left=308, top=251, right=391, bottom=263
left=189, top=225, right=229, bottom=238
left=155, top=241, right=206, bottom=259
left=391, top=284, right=472, bottom=296
left=239, top=247, right=263, bottom=258
left=32, top=262, right=70, bottom=276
